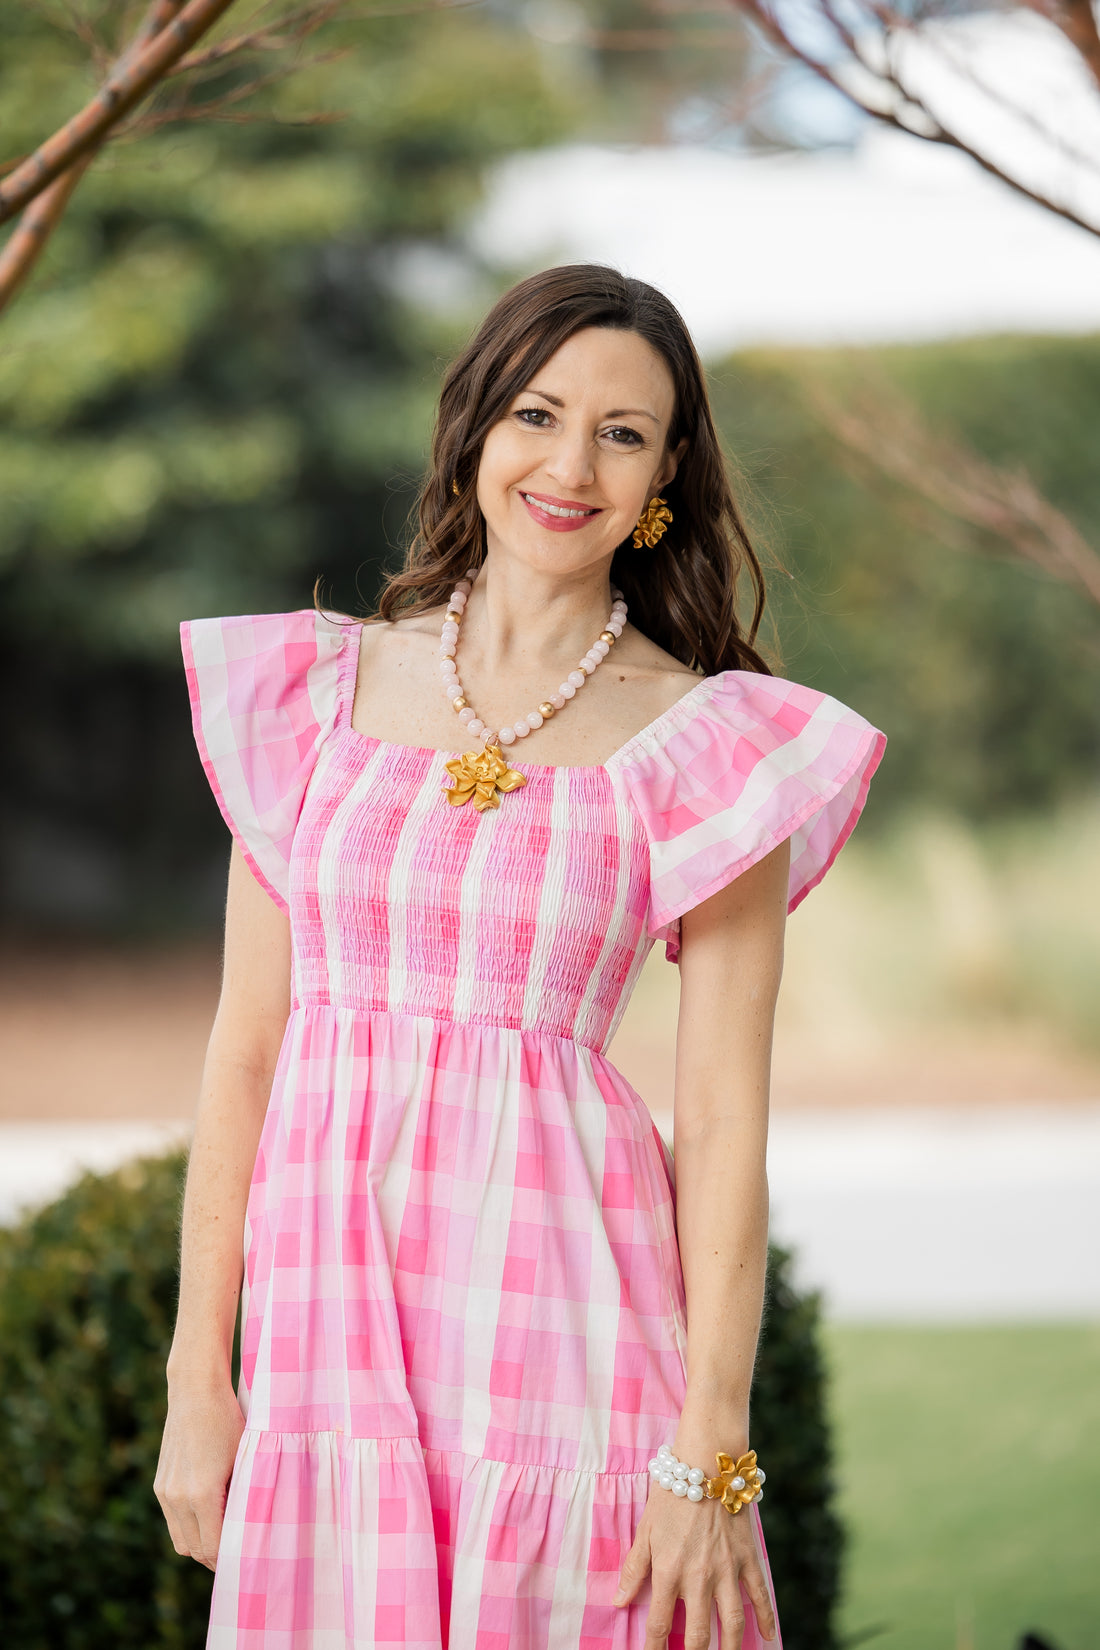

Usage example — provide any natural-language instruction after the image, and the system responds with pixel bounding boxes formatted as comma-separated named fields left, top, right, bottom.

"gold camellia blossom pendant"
left=443, top=745, right=528, bottom=811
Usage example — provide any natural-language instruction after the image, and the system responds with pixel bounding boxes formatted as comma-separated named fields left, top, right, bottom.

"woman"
left=155, top=263, right=886, bottom=1650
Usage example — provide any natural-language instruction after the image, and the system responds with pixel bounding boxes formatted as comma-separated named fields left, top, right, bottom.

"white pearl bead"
left=497, top=726, right=516, bottom=746
left=686, top=1484, right=704, bottom=1502
left=658, top=1471, right=675, bottom=1489
left=467, top=718, right=484, bottom=738
left=756, top=1469, right=766, bottom=1485
left=687, top=1467, right=705, bottom=1485
left=567, top=670, right=585, bottom=689
left=672, top=1479, right=688, bottom=1497
left=648, top=1457, right=662, bottom=1473
left=730, top=1476, right=745, bottom=1492
left=513, top=721, right=530, bottom=739
left=559, top=682, right=577, bottom=699
left=526, top=711, right=543, bottom=731
left=657, top=1445, right=673, bottom=1459
left=672, top=1462, right=688, bottom=1480
left=458, top=708, right=475, bottom=725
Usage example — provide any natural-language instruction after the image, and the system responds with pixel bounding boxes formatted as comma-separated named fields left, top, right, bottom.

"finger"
left=716, top=1584, right=746, bottom=1650
left=682, top=1587, right=715, bottom=1650
left=613, top=1531, right=652, bottom=1606
left=192, top=1487, right=228, bottom=1571
left=741, top=1565, right=777, bottom=1645
left=643, top=1575, right=679, bottom=1650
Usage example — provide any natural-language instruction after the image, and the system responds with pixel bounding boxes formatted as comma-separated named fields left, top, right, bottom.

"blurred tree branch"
left=723, top=0, right=1100, bottom=239
left=807, top=372, right=1100, bottom=608
left=0, top=0, right=367, bottom=311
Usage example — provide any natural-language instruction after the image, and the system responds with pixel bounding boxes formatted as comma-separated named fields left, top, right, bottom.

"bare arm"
left=154, top=841, right=292, bottom=1568
left=670, top=834, right=789, bottom=1469
left=614, top=836, right=790, bottom=1647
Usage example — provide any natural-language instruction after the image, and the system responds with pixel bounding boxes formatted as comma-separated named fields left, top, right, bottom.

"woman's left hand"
left=613, top=1483, right=777, bottom=1649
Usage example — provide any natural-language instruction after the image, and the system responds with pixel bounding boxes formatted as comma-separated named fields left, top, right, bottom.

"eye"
left=515, top=406, right=553, bottom=427
left=605, top=425, right=644, bottom=447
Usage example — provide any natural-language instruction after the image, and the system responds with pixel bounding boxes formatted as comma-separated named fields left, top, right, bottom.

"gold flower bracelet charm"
left=704, top=1450, right=766, bottom=1515
left=442, top=744, right=527, bottom=812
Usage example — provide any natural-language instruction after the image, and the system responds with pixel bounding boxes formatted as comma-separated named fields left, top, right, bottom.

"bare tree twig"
left=729, top=0, right=1100, bottom=238
left=807, top=373, right=1100, bottom=607
left=0, top=0, right=242, bottom=225
left=0, top=153, right=94, bottom=308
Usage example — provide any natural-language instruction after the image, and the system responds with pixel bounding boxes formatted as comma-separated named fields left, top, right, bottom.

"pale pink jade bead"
left=549, top=693, right=566, bottom=710
left=608, top=620, right=623, bottom=637
left=467, top=718, right=485, bottom=738
left=579, top=659, right=596, bottom=675
left=592, top=640, right=609, bottom=657
left=450, top=590, right=467, bottom=607
left=497, top=726, right=516, bottom=745
left=567, top=670, right=585, bottom=688
left=559, top=682, right=577, bottom=699
left=458, top=707, right=475, bottom=725
left=513, top=721, right=530, bottom=739
left=526, top=711, right=543, bottom=731
left=481, top=728, right=496, bottom=746
left=439, top=643, right=456, bottom=658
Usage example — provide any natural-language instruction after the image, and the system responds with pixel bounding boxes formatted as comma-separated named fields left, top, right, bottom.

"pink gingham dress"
left=181, top=607, right=886, bottom=1650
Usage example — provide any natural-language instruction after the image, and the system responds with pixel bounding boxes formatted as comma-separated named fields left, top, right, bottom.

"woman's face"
left=475, top=325, right=686, bottom=582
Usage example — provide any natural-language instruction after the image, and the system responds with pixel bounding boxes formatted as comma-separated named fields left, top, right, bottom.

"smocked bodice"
left=289, top=729, right=653, bottom=1052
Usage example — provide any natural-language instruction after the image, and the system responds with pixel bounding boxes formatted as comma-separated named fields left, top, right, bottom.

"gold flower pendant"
left=442, top=745, right=527, bottom=811
left=704, top=1451, right=766, bottom=1515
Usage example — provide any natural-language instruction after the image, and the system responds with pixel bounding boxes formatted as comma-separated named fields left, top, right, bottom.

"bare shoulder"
left=606, top=621, right=703, bottom=726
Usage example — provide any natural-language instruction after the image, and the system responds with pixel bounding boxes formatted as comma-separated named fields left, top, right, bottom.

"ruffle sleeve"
left=180, top=608, right=355, bottom=910
left=608, top=670, right=887, bottom=963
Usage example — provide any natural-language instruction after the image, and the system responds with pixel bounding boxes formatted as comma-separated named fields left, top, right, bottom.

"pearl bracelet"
left=647, top=1444, right=767, bottom=1514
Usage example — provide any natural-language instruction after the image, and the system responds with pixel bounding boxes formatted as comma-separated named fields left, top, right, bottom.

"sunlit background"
left=1, top=2, right=1098, bottom=1646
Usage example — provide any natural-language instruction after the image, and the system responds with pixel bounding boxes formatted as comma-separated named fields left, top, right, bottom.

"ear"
left=657, top=436, right=689, bottom=491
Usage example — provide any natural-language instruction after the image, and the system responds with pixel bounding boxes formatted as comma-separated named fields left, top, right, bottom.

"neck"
left=458, top=557, right=615, bottom=676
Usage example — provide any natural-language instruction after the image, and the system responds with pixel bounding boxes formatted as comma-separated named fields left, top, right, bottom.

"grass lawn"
left=823, top=1325, right=1100, bottom=1650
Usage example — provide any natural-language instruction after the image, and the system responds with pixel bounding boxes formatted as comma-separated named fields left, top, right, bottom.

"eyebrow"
left=523, top=388, right=660, bottom=425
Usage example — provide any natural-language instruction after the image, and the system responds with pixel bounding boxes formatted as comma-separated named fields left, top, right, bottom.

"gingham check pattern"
left=181, top=609, right=886, bottom=1649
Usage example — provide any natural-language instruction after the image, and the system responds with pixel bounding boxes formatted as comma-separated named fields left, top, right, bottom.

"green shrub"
left=0, top=1152, right=842, bottom=1648
left=0, top=1150, right=212, bottom=1649
left=751, top=1243, right=845, bottom=1649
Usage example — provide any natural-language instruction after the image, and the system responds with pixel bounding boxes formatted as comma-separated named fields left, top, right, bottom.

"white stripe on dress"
left=314, top=740, right=390, bottom=1010
left=573, top=775, right=636, bottom=1048
left=519, top=765, right=573, bottom=1032
left=384, top=759, right=453, bottom=1014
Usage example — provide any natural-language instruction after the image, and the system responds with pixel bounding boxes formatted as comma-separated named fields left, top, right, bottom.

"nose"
left=543, top=426, right=596, bottom=492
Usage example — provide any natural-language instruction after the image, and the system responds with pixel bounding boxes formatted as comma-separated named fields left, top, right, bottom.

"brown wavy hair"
left=373, top=263, right=773, bottom=678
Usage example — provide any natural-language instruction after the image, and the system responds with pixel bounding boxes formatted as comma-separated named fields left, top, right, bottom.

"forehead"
left=525, top=327, right=675, bottom=414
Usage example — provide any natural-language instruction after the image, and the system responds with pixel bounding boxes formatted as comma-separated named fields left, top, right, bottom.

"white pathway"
left=1, top=1107, right=1098, bottom=1322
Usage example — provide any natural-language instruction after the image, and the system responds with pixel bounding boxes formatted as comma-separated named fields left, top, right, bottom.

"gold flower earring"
left=632, top=495, right=673, bottom=549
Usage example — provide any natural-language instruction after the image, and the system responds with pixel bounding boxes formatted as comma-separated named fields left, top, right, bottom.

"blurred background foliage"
left=1, top=0, right=1098, bottom=938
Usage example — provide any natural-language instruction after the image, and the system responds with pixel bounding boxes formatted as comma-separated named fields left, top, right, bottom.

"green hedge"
left=0, top=1151, right=842, bottom=1648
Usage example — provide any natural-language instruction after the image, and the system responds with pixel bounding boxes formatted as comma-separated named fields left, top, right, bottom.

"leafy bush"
left=0, top=1150, right=212, bottom=1649
left=0, top=1152, right=842, bottom=1648
left=751, top=1243, right=845, bottom=1649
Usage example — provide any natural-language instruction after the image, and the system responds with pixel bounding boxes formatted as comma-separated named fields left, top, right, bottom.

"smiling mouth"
left=521, top=492, right=601, bottom=519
